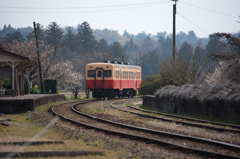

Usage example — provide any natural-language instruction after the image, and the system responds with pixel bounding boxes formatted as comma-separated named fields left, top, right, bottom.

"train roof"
left=87, top=62, right=141, bottom=69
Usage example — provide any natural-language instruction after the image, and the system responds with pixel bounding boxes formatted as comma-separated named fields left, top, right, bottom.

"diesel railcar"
left=86, top=61, right=141, bottom=99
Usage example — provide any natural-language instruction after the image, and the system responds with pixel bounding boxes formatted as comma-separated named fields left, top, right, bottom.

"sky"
left=0, top=0, right=239, bottom=38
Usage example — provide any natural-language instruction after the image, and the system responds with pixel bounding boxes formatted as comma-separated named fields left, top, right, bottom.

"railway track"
left=51, top=99, right=240, bottom=159
left=111, top=100, right=240, bottom=134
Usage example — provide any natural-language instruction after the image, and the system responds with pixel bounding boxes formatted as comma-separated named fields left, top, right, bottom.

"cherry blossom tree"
left=4, top=40, right=83, bottom=97
left=205, top=61, right=229, bottom=85
left=4, top=39, right=53, bottom=82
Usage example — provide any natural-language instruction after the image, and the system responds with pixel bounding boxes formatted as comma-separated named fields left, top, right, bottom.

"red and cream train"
left=86, top=61, right=141, bottom=99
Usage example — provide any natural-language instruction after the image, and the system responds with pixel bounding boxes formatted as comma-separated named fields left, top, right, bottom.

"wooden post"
left=12, top=62, right=14, bottom=93
left=20, top=67, right=24, bottom=95
left=15, top=68, right=19, bottom=96
left=33, top=22, right=44, bottom=93
left=173, top=2, right=176, bottom=61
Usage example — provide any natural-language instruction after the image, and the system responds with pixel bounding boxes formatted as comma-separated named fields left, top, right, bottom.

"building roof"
left=0, top=48, right=36, bottom=68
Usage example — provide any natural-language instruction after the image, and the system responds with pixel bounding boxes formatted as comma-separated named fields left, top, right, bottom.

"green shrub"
left=0, top=76, right=11, bottom=89
left=44, top=79, right=58, bottom=93
left=139, top=74, right=168, bottom=95
left=24, top=75, right=29, bottom=94
left=30, top=87, right=39, bottom=94
left=4, top=77, right=11, bottom=89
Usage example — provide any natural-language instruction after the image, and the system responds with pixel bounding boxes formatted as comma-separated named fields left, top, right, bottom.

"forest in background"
left=0, top=22, right=210, bottom=79
left=0, top=21, right=239, bottom=97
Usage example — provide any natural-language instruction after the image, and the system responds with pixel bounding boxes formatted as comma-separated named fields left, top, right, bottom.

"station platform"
left=0, top=94, right=66, bottom=114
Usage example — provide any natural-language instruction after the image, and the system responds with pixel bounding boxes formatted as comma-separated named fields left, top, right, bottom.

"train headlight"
left=90, top=65, right=92, bottom=68
left=107, top=65, right=109, bottom=68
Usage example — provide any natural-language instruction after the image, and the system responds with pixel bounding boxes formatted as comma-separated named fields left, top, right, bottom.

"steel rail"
left=0, top=151, right=104, bottom=158
left=128, top=103, right=240, bottom=130
left=0, top=141, right=64, bottom=145
left=117, top=102, right=240, bottom=133
left=54, top=101, right=240, bottom=159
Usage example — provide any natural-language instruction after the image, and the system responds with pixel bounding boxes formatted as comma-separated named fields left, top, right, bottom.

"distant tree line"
left=0, top=23, right=209, bottom=71
left=2, top=22, right=236, bottom=97
left=0, top=22, right=127, bottom=63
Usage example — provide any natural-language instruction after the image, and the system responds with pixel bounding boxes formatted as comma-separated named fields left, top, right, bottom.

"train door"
left=134, top=71, right=137, bottom=89
left=95, top=68, right=104, bottom=89
left=120, top=69, right=122, bottom=90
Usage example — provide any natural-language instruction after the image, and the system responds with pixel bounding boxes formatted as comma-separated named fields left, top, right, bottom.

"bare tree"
left=159, top=41, right=209, bottom=86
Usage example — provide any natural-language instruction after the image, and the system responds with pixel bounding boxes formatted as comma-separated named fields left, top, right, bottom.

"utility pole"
left=172, top=0, right=178, bottom=61
left=33, top=22, right=44, bottom=93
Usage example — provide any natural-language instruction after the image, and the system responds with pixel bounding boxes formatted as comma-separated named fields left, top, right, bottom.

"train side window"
left=104, top=70, right=112, bottom=77
left=88, top=70, right=95, bottom=77
left=97, top=71, right=102, bottom=77
left=137, top=72, right=140, bottom=79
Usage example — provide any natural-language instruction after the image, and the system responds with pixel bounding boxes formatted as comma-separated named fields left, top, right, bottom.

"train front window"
left=97, top=71, right=102, bottom=77
left=88, top=70, right=95, bottom=77
left=104, top=70, right=112, bottom=77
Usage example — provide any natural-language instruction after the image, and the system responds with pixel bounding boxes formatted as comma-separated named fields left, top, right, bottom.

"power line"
left=0, top=0, right=169, bottom=10
left=180, top=1, right=238, bottom=19
left=177, top=11, right=209, bottom=36
left=0, top=1, right=170, bottom=14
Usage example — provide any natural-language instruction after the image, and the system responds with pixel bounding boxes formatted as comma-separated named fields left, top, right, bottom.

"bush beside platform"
left=143, top=84, right=240, bottom=123
left=143, top=95, right=240, bottom=123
